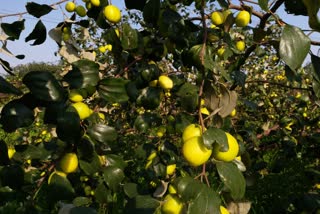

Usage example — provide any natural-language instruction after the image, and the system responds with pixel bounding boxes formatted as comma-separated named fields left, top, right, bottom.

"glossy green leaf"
left=23, top=71, right=66, bottom=102
left=126, top=195, right=160, bottom=212
left=0, top=141, right=10, bottom=165
left=279, top=25, right=310, bottom=71
left=143, top=0, right=160, bottom=25
left=258, top=0, right=269, bottom=11
left=187, top=186, right=220, bottom=214
left=202, top=128, right=228, bottom=150
left=19, top=144, right=50, bottom=160
left=79, top=155, right=102, bottom=176
left=98, top=77, right=129, bottom=103
left=312, top=79, right=320, bottom=99
left=73, top=197, right=92, bottom=207
left=43, top=101, right=67, bottom=124
left=105, top=154, right=127, bottom=169
left=56, top=110, right=82, bottom=142
left=0, top=76, right=22, bottom=95
left=136, top=87, right=161, bottom=110
left=125, top=0, right=146, bottom=11
left=25, top=2, right=53, bottom=18
left=217, top=0, right=228, bottom=8
left=216, top=162, right=246, bottom=200
left=25, top=20, right=46, bottom=45
left=63, top=59, right=100, bottom=89
left=47, top=172, right=75, bottom=199
left=77, top=136, right=96, bottom=162
left=1, top=20, right=25, bottom=41
left=103, top=166, right=125, bottom=191
left=174, top=176, right=202, bottom=202
left=121, top=23, right=139, bottom=50
left=0, top=99, right=34, bottom=132
left=124, top=183, right=139, bottom=198
left=87, top=124, right=118, bottom=143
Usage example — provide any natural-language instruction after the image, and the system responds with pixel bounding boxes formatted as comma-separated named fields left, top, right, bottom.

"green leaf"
left=98, top=77, right=129, bottom=103
left=303, top=0, right=320, bottom=31
left=174, top=176, right=202, bottom=201
left=121, top=23, right=139, bottom=50
left=216, top=162, right=246, bottom=200
left=187, top=186, right=220, bottom=214
left=125, top=0, right=146, bottom=11
left=72, top=197, right=92, bottom=207
left=143, top=0, right=160, bottom=25
left=0, top=76, right=22, bottom=95
left=69, top=207, right=97, bottom=214
left=87, top=124, right=118, bottom=143
left=202, top=128, right=227, bottom=150
left=63, top=59, right=100, bottom=89
left=25, top=2, right=53, bottom=18
left=47, top=172, right=75, bottom=199
left=79, top=155, right=102, bottom=176
left=217, top=0, right=229, bottom=8
left=0, top=58, right=14, bottom=74
left=0, top=99, right=34, bottom=132
left=25, top=20, right=46, bottom=45
left=19, top=144, right=50, bottom=160
left=0, top=165, right=24, bottom=190
left=312, top=79, right=320, bottom=99
left=0, top=141, right=10, bottom=165
left=105, top=154, right=127, bottom=169
left=56, top=110, right=82, bottom=142
left=176, top=83, right=199, bottom=113
left=124, top=183, right=139, bottom=198
left=103, top=166, right=125, bottom=191
left=1, top=20, right=25, bottom=41
left=136, top=87, right=161, bottom=110
left=126, top=195, right=160, bottom=212
left=23, top=71, right=66, bottom=102
left=258, top=0, right=269, bottom=11
left=94, top=182, right=111, bottom=204
left=311, top=53, right=320, bottom=82
left=186, top=44, right=215, bottom=71
left=279, top=25, right=311, bottom=71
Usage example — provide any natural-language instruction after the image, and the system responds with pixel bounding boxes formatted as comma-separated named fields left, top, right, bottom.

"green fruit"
left=75, top=5, right=87, bottom=17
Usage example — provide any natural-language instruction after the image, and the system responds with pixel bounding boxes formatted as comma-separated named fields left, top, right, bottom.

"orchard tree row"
left=0, top=0, right=320, bottom=213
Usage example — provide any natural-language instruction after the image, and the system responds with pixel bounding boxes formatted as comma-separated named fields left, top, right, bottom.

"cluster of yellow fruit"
left=65, top=1, right=87, bottom=17
left=69, top=89, right=94, bottom=120
left=211, top=9, right=250, bottom=27
left=98, top=44, right=113, bottom=53
left=65, top=1, right=121, bottom=24
left=145, top=151, right=177, bottom=176
left=182, top=124, right=240, bottom=166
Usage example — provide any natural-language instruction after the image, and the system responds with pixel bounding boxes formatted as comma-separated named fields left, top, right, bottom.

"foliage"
left=0, top=0, right=320, bottom=213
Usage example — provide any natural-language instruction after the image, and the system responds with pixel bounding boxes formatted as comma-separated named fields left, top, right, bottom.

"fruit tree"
left=0, top=0, right=320, bottom=213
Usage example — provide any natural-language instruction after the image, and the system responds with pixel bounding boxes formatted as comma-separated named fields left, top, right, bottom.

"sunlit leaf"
left=103, top=166, right=125, bottom=191
left=98, top=77, right=129, bottom=103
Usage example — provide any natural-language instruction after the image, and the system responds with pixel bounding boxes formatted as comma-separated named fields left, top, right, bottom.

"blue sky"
left=0, top=0, right=319, bottom=74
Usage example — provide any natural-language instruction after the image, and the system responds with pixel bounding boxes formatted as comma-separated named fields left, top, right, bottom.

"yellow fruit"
left=85, top=2, right=92, bottom=10
left=8, top=147, right=16, bottom=159
left=235, top=10, right=250, bottom=27
left=48, top=170, right=67, bottom=184
left=222, top=9, right=232, bottom=21
left=182, top=136, right=212, bottom=167
left=72, top=102, right=92, bottom=120
left=62, top=32, right=71, bottom=42
left=217, top=47, right=225, bottom=58
left=157, top=126, right=166, bottom=137
left=162, top=194, right=183, bottom=214
left=69, top=90, right=83, bottom=102
left=105, top=44, right=112, bottom=51
left=98, top=112, right=105, bottom=120
left=236, top=40, right=245, bottom=51
left=220, top=205, right=230, bottom=214
left=65, top=2, right=76, bottom=12
left=99, top=46, right=106, bottom=53
left=166, top=164, right=176, bottom=175
left=211, top=11, right=224, bottom=25
left=230, top=109, right=236, bottom=117
left=147, top=151, right=157, bottom=161
left=59, top=153, right=78, bottom=174
left=90, top=0, right=100, bottom=7
left=200, top=107, right=210, bottom=115
left=212, top=132, right=239, bottom=162
left=115, top=28, right=120, bottom=37
left=104, top=5, right=121, bottom=23
left=168, top=184, right=177, bottom=194
left=149, top=79, right=158, bottom=87
left=158, top=75, right=173, bottom=90
left=75, top=5, right=87, bottom=17
left=182, top=124, right=202, bottom=142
